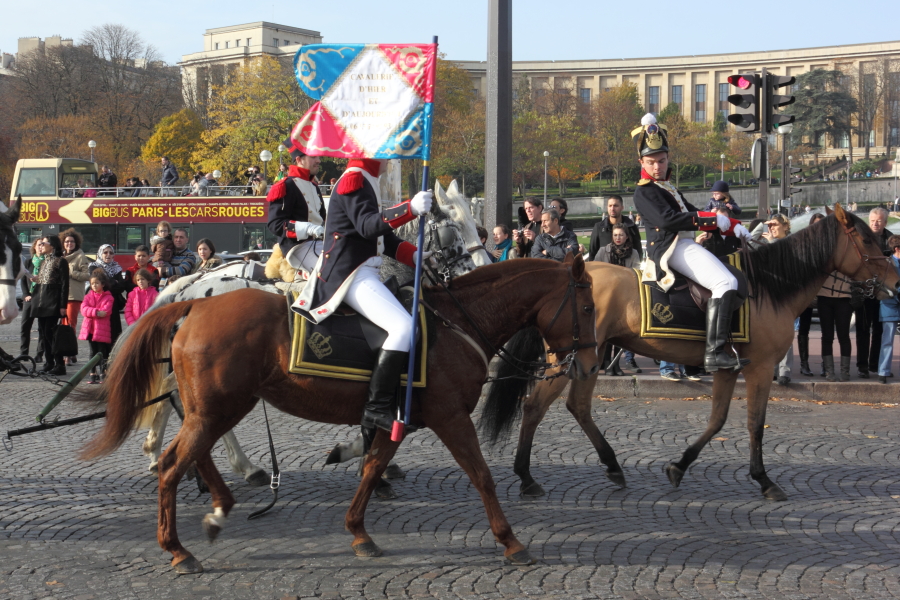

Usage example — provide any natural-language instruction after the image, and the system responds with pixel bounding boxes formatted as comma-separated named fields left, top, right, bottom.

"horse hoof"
left=606, top=469, right=627, bottom=488
left=519, top=482, right=545, bottom=498
left=244, top=468, right=270, bottom=487
left=148, top=463, right=158, bottom=475
left=352, top=541, right=382, bottom=557
left=202, top=516, right=221, bottom=543
left=173, top=555, right=203, bottom=574
left=374, top=480, right=398, bottom=500
left=383, top=463, right=406, bottom=480
left=665, top=462, right=685, bottom=488
left=325, top=444, right=344, bottom=465
left=505, top=549, right=536, bottom=565
left=763, top=485, right=788, bottom=502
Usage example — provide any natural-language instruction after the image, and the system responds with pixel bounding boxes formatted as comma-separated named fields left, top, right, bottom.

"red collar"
left=288, top=165, right=311, bottom=181
left=347, top=158, right=382, bottom=178
left=641, top=168, right=669, bottom=182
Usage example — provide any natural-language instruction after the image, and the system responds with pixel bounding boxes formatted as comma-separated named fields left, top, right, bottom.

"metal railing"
left=56, top=183, right=334, bottom=199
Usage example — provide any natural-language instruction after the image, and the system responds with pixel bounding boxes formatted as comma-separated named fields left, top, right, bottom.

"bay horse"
left=78, top=255, right=599, bottom=573
left=483, top=204, right=900, bottom=501
left=0, top=195, right=24, bottom=325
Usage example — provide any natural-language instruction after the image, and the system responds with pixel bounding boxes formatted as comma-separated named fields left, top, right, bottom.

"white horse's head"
left=435, top=180, right=492, bottom=267
left=0, top=196, right=25, bottom=325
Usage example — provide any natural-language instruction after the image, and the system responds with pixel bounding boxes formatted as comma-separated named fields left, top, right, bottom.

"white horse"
left=0, top=196, right=25, bottom=325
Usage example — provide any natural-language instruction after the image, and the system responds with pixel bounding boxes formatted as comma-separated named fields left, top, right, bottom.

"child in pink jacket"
left=125, top=268, right=159, bottom=325
left=80, top=270, right=114, bottom=383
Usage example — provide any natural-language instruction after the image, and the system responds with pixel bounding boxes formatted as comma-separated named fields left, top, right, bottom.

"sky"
left=2, top=0, right=899, bottom=66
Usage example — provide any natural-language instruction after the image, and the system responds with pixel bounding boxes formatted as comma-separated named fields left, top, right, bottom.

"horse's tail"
left=78, top=300, right=195, bottom=460
left=478, top=326, right=544, bottom=445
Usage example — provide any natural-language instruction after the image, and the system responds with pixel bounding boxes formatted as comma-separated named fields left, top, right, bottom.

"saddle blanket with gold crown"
left=287, top=286, right=429, bottom=386
left=635, top=252, right=750, bottom=343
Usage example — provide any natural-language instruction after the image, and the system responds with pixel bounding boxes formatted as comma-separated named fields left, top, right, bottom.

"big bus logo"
left=20, top=202, right=50, bottom=222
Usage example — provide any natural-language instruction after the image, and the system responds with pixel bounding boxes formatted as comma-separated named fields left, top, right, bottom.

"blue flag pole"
left=391, top=36, right=438, bottom=443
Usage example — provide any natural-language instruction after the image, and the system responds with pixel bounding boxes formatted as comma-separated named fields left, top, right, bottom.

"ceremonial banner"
left=291, top=43, right=436, bottom=160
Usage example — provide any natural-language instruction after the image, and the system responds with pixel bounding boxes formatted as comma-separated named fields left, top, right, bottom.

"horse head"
left=538, top=253, right=599, bottom=381
left=0, top=195, right=25, bottom=324
left=434, top=180, right=492, bottom=267
left=833, top=202, right=900, bottom=299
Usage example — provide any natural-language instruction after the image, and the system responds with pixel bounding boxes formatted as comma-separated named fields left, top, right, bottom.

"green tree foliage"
left=786, top=69, right=857, bottom=164
left=192, top=56, right=314, bottom=184
left=591, top=83, right=644, bottom=189
left=141, top=109, right=204, bottom=172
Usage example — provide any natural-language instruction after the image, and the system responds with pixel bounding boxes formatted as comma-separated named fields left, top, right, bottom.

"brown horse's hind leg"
left=665, top=369, right=739, bottom=488
left=744, top=367, right=787, bottom=501
left=345, top=430, right=401, bottom=557
left=431, top=414, right=534, bottom=565
left=514, top=374, right=569, bottom=497
left=564, top=374, right=625, bottom=488
left=194, top=451, right=236, bottom=543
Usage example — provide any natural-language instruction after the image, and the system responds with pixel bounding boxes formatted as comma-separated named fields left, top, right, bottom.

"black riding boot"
left=704, top=290, right=749, bottom=373
left=798, top=334, right=813, bottom=376
left=361, top=349, right=408, bottom=450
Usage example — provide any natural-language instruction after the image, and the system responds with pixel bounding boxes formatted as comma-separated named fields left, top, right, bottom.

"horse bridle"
left=423, top=262, right=596, bottom=380
left=841, top=223, right=893, bottom=299
left=424, top=218, right=471, bottom=283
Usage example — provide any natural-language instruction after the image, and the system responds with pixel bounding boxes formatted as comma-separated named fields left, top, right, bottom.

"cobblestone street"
left=0, top=347, right=898, bottom=600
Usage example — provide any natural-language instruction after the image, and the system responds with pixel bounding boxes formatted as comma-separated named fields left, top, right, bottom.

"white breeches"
left=667, top=238, right=737, bottom=299
left=288, top=240, right=324, bottom=272
left=342, top=265, right=412, bottom=352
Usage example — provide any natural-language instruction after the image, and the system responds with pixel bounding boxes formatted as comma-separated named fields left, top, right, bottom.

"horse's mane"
left=430, top=258, right=562, bottom=291
left=0, top=215, right=22, bottom=272
left=742, top=212, right=876, bottom=309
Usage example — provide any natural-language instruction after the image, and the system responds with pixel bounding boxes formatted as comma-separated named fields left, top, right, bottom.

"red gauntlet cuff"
left=395, top=242, right=417, bottom=267
left=285, top=221, right=297, bottom=239
left=382, top=201, right=416, bottom=229
left=697, top=211, right=719, bottom=231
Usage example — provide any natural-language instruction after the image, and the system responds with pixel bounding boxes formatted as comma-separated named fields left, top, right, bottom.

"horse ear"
left=5, top=195, right=22, bottom=223
left=568, top=252, right=586, bottom=279
left=833, top=202, right=848, bottom=225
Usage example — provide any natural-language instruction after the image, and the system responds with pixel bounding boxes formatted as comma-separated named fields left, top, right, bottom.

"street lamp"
left=720, top=153, right=726, bottom=181
left=277, top=143, right=286, bottom=165
left=88, top=140, right=96, bottom=162
left=259, top=150, right=273, bottom=182
left=212, top=170, right=221, bottom=179
left=543, top=150, right=550, bottom=203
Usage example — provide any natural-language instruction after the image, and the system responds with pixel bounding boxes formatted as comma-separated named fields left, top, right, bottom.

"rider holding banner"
left=292, top=158, right=433, bottom=446
left=630, top=113, right=751, bottom=372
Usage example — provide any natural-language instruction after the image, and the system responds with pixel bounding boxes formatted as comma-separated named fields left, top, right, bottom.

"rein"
left=842, top=224, right=892, bottom=299
left=422, top=262, right=595, bottom=382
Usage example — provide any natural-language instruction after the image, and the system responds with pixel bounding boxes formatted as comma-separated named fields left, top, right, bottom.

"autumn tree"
left=591, top=83, right=644, bottom=189
left=140, top=109, right=205, bottom=174
left=15, top=114, right=108, bottom=164
left=658, top=103, right=701, bottom=186
left=786, top=69, right=856, bottom=166
left=192, top=56, right=314, bottom=184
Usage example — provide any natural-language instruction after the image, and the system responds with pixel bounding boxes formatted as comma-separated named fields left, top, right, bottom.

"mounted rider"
left=630, top=113, right=752, bottom=372
left=291, top=158, right=433, bottom=448
left=266, top=138, right=327, bottom=274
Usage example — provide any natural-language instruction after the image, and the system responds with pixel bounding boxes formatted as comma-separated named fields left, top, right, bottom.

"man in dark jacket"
left=160, top=157, right=179, bottom=195
left=532, top=208, right=579, bottom=260
left=630, top=113, right=750, bottom=372
left=267, top=137, right=326, bottom=272
left=513, top=197, right=542, bottom=258
left=589, top=195, right=641, bottom=261
left=855, top=207, right=895, bottom=377
left=97, top=166, right=117, bottom=197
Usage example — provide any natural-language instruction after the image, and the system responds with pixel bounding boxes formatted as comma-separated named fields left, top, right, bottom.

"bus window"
left=242, top=225, right=277, bottom=251
left=17, top=228, right=45, bottom=246
left=149, top=224, right=189, bottom=242
left=59, top=173, right=98, bottom=198
left=76, top=224, right=117, bottom=256
left=118, top=226, right=145, bottom=252
left=15, top=168, right=56, bottom=197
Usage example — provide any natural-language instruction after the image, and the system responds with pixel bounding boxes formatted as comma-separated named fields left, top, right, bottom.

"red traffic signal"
left=727, top=75, right=754, bottom=90
left=727, top=73, right=760, bottom=133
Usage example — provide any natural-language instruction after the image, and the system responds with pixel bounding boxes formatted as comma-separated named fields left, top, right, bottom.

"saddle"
left=287, top=277, right=431, bottom=385
left=638, top=252, right=750, bottom=342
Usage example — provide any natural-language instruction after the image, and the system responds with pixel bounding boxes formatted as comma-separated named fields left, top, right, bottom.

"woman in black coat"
left=30, top=236, right=69, bottom=375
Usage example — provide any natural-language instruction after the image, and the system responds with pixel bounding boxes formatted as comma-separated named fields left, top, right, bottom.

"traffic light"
left=767, top=75, right=796, bottom=132
left=726, top=74, right=760, bottom=133
left=781, top=164, right=802, bottom=199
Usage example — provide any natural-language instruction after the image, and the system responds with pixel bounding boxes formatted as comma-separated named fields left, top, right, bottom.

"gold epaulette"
left=637, top=178, right=653, bottom=186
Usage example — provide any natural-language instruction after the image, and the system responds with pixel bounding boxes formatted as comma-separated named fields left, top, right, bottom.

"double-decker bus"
left=8, top=158, right=311, bottom=265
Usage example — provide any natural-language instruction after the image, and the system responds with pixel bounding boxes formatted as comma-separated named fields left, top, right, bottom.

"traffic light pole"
left=757, top=68, right=769, bottom=220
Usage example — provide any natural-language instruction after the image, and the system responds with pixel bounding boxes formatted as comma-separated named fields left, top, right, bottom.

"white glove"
left=412, top=249, right=433, bottom=265
left=307, top=224, right=325, bottom=239
left=716, top=213, right=732, bottom=232
left=410, top=190, right=433, bottom=216
left=733, top=223, right=751, bottom=241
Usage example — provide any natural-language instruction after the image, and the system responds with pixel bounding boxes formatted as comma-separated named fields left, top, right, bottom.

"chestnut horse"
left=484, top=205, right=900, bottom=501
left=79, top=255, right=598, bottom=573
